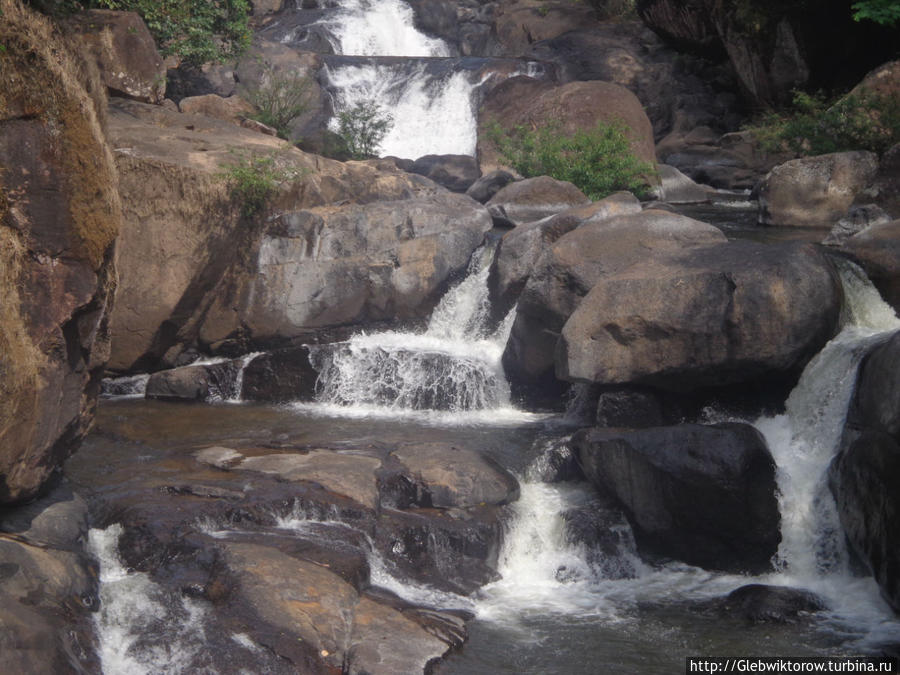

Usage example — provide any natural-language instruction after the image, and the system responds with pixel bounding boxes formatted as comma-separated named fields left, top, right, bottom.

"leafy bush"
left=219, top=150, right=303, bottom=218
left=751, top=89, right=900, bottom=156
left=852, top=0, right=900, bottom=25
left=335, top=102, right=393, bottom=160
left=488, top=120, right=655, bottom=200
left=242, top=65, right=312, bottom=140
left=24, top=0, right=252, bottom=63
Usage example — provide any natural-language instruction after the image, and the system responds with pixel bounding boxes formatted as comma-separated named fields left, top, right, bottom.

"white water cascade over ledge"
left=304, top=0, right=540, bottom=158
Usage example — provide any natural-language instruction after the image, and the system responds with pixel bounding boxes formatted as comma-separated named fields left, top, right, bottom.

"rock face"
left=0, top=3, right=121, bottom=503
left=839, top=220, right=900, bottom=312
left=558, top=241, right=843, bottom=390
left=105, top=99, right=489, bottom=371
left=758, top=151, right=879, bottom=228
left=485, top=175, right=590, bottom=227
left=573, top=423, right=781, bottom=573
left=0, top=483, right=100, bottom=672
left=477, top=78, right=657, bottom=175
left=67, top=9, right=166, bottom=104
left=502, top=209, right=726, bottom=396
left=488, top=192, right=642, bottom=316
left=830, top=330, right=900, bottom=613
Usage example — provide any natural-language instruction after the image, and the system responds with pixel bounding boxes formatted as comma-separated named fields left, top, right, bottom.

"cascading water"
left=303, top=244, right=536, bottom=424
left=307, top=0, right=541, bottom=158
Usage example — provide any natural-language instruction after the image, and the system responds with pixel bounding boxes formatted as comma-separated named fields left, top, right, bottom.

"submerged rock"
left=718, top=584, right=827, bottom=624
left=573, top=423, right=781, bottom=573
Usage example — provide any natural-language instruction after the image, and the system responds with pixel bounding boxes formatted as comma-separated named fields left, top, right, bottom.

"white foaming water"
left=326, top=0, right=450, bottom=57
left=325, top=63, right=483, bottom=158
left=87, top=525, right=212, bottom=674
left=303, top=245, right=541, bottom=424
left=227, top=351, right=264, bottom=403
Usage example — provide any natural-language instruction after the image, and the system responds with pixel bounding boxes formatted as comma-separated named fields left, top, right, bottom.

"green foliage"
left=219, top=150, right=303, bottom=218
left=852, top=0, right=900, bottom=25
left=336, top=101, right=393, bottom=160
left=94, top=0, right=251, bottom=63
left=750, top=89, right=900, bottom=156
left=242, top=64, right=312, bottom=140
left=488, top=120, right=655, bottom=200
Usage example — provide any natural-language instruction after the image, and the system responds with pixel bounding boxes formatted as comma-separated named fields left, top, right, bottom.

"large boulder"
left=830, top=330, right=900, bottom=612
left=558, top=241, right=843, bottom=390
left=477, top=78, right=657, bottom=176
left=840, top=220, right=900, bottom=313
left=502, top=210, right=726, bottom=397
left=758, top=151, right=879, bottom=228
left=196, top=187, right=492, bottom=348
left=0, top=3, right=120, bottom=503
left=105, top=98, right=488, bottom=371
left=67, top=9, right=165, bottom=104
left=485, top=175, right=590, bottom=227
left=573, top=423, right=781, bottom=573
left=488, top=192, right=642, bottom=316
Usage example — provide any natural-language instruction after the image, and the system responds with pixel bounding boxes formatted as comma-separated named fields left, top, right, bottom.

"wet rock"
left=0, top=482, right=99, bottom=673
left=558, top=241, right=842, bottom=391
left=525, top=438, right=583, bottom=483
left=375, top=505, right=502, bottom=594
left=562, top=495, right=641, bottom=580
left=67, top=9, right=165, bottom=103
left=719, top=584, right=827, bottom=624
left=214, top=542, right=464, bottom=674
left=386, top=442, right=519, bottom=509
left=1, top=3, right=121, bottom=503
left=502, top=210, right=725, bottom=399
left=240, top=346, right=318, bottom=402
left=477, top=78, right=657, bottom=177
left=839, top=220, right=900, bottom=312
left=466, top=169, right=516, bottom=204
left=758, top=152, right=879, bottom=228
left=488, top=192, right=642, bottom=317
left=239, top=451, right=383, bottom=510
left=485, top=176, right=591, bottom=227
left=409, top=154, right=481, bottom=192
left=830, top=331, right=900, bottom=612
left=146, top=360, right=243, bottom=402
left=573, top=423, right=781, bottom=573
left=595, top=388, right=665, bottom=428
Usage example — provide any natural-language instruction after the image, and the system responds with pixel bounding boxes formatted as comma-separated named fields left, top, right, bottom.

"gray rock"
left=758, top=151, right=879, bottom=228
left=822, top=204, right=892, bottom=246
left=409, top=154, right=481, bottom=192
left=240, top=346, right=318, bottom=403
left=558, top=241, right=842, bottom=391
left=656, top=163, right=714, bottom=203
left=839, top=219, right=900, bottom=312
left=485, top=175, right=591, bottom=227
left=466, top=169, right=516, bottom=204
left=573, top=423, right=780, bottom=573
left=146, top=360, right=243, bottom=402
left=718, top=584, right=827, bottom=623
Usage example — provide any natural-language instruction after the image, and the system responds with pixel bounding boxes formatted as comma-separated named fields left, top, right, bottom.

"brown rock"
left=68, top=9, right=166, bottom=103
left=485, top=175, right=590, bottom=226
left=840, top=220, right=900, bottom=311
left=493, top=0, right=595, bottom=56
left=178, top=94, right=254, bottom=123
left=1, top=3, right=120, bottom=503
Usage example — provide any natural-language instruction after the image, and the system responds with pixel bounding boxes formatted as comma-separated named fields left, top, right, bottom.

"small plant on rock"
left=242, top=64, right=312, bottom=141
left=488, top=119, right=655, bottom=200
left=335, top=101, right=393, bottom=160
left=219, top=150, right=303, bottom=218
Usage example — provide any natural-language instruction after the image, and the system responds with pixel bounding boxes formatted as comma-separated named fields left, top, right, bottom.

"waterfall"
left=324, top=0, right=450, bottom=57
left=755, top=260, right=900, bottom=581
left=303, top=244, right=538, bottom=425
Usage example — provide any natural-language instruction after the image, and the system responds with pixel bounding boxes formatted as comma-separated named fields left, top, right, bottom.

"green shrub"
left=488, top=120, right=656, bottom=200
left=751, top=89, right=900, bottom=156
left=852, top=0, right=900, bottom=25
left=336, top=101, right=393, bottom=160
left=219, top=150, right=303, bottom=218
left=242, top=64, right=312, bottom=140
